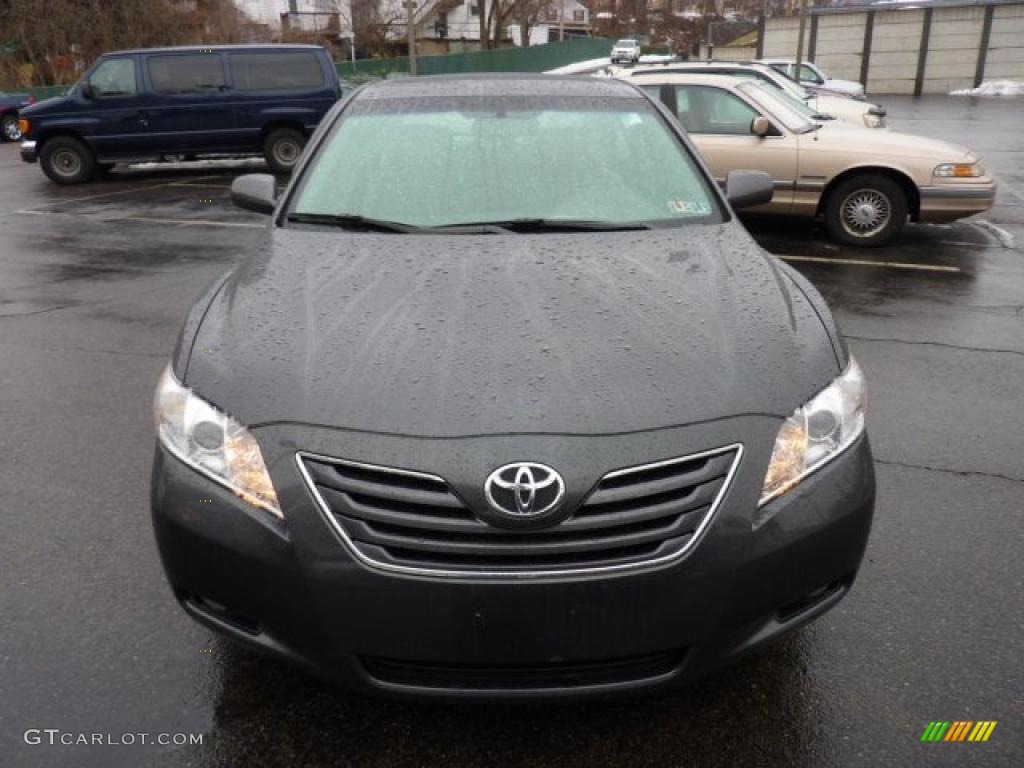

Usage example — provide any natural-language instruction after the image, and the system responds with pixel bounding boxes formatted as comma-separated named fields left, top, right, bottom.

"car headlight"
left=760, top=358, right=867, bottom=506
left=862, top=112, right=885, bottom=128
left=934, top=162, right=984, bottom=178
left=154, top=365, right=282, bottom=518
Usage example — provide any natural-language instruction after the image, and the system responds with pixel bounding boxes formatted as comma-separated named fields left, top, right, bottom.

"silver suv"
left=611, top=39, right=641, bottom=64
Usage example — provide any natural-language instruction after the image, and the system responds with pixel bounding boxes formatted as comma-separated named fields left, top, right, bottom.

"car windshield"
left=616, top=40, right=637, bottom=46
left=754, top=67, right=810, bottom=100
left=750, top=80, right=821, bottom=119
left=289, top=97, right=722, bottom=230
left=739, top=81, right=815, bottom=133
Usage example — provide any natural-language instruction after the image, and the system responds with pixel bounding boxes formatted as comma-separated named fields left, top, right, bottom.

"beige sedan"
left=624, top=73, right=996, bottom=246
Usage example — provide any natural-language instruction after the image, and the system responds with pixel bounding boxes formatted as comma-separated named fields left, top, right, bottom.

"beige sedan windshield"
left=739, top=82, right=815, bottom=133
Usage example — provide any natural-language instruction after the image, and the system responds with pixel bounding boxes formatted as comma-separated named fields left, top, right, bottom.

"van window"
left=229, top=52, right=324, bottom=91
left=88, top=58, right=138, bottom=99
left=148, top=54, right=227, bottom=94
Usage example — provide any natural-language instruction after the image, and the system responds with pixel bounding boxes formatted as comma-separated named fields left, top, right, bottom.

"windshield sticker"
left=668, top=199, right=711, bottom=216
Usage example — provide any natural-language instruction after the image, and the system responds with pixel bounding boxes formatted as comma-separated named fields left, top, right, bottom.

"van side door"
left=142, top=52, right=234, bottom=154
left=227, top=50, right=337, bottom=151
left=81, top=56, right=149, bottom=159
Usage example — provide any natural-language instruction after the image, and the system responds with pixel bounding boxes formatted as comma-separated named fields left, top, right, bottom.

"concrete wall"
left=857, top=10, right=922, bottom=95
left=710, top=44, right=757, bottom=60
left=987, top=3, right=1024, bottom=79
left=762, top=16, right=812, bottom=61
left=924, top=6, right=986, bottom=93
left=761, top=1, right=1024, bottom=95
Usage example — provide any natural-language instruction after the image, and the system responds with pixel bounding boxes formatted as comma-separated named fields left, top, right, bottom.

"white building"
left=508, top=0, right=591, bottom=47
left=232, top=0, right=588, bottom=50
left=235, top=0, right=352, bottom=34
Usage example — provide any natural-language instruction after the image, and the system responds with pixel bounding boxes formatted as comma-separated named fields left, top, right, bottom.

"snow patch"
left=545, top=58, right=620, bottom=75
left=126, top=158, right=266, bottom=171
left=950, top=81, right=1024, bottom=97
left=971, top=220, right=1016, bottom=249
left=637, top=54, right=674, bottom=65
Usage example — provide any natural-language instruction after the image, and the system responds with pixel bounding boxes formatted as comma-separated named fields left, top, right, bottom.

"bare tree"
left=347, top=0, right=405, bottom=58
left=0, top=0, right=255, bottom=87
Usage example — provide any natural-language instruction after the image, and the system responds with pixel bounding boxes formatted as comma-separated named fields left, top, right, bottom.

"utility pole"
left=795, top=0, right=808, bottom=72
left=405, top=0, right=418, bottom=75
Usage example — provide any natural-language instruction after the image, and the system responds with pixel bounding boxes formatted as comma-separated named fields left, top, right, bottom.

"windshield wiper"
left=433, top=218, right=653, bottom=233
left=286, top=214, right=655, bottom=235
left=286, top=212, right=419, bottom=233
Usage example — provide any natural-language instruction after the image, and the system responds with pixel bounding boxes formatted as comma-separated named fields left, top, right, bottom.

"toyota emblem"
left=484, top=462, right=565, bottom=518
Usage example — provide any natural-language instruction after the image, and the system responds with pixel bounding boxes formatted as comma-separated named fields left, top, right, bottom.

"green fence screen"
left=8, top=85, right=71, bottom=101
left=337, top=37, right=613, bottom=80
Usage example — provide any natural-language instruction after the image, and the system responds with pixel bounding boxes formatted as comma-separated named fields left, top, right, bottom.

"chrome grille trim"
left=296, top=443, right=743, bottom=580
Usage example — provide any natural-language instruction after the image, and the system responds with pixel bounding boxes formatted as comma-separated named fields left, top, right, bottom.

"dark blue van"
left=19, top=44, right=340, bottom=184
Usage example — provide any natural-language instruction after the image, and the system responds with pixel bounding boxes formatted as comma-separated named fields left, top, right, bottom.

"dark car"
left=151, top=74, right=875, bottom=699
left=1, top=90, right=35, bottom=142
left=18, top=44, right=340, bottom=184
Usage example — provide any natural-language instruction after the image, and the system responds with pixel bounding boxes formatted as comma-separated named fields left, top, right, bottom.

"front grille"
left=298, top=445, right=740, bottom=576
left=360, top=649, right=686, bottom=691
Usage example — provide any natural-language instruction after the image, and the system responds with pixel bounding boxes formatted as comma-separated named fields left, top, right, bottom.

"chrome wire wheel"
left=2, top=115, right=21, bottom=141
left=52, top=148, right=83, bottom=178
left=840, top=188, right=892, bottom=238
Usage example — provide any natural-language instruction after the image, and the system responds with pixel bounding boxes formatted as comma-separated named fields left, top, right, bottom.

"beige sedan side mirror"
left=751, top=116, right=772, bottom=137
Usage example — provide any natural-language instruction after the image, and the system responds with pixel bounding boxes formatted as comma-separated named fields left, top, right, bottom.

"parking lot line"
left=13, top=177, right=221, bottom=214
left=168, top=182, right=234, bottom=189
left=125, top=216, right=265, bottom=229
left=778, top=255, right=961, bottom=273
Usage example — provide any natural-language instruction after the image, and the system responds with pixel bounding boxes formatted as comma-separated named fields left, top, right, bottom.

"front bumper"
left=918, top=182, right=997, bottom=222
left=20, top=140, right=37, bottom=163
left=151, top=423, right=875, bottom=699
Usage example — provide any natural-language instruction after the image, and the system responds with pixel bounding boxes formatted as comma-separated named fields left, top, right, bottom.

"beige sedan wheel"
left=824, top=174, right=908, bottom=247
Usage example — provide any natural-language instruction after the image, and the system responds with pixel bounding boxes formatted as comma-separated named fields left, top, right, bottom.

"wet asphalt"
left=1, top=95, right=1022, bottom=768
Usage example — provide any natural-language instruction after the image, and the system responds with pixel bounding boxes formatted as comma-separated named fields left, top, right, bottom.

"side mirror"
left=80, top=82, right=94, bottom=100
left=725, top=170, right=773, bottom=210
left=750, top=116, right=772, bottom=137
left=231, top=174, right=277, bottom=215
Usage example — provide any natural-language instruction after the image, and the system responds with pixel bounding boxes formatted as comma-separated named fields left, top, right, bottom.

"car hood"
left=184, top=224, right=840, bottom=437
left=824, top=78, right=864, bottom=93
left=20, top=95, right=71, bottom=115
left=811, top=123, right=973, bottom=161
left=812, top=95, right=872, bottom=115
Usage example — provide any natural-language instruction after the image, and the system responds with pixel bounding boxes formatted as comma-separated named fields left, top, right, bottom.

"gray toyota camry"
left=151, top=74, right=875, bottom=698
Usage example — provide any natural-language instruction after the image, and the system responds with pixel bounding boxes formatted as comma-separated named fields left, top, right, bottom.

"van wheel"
left=2, top=113, right=21, bottom=142
left=40, top=136, right=97, bottom=185
left=824, top=174, right=907, bottom=247
left=264, top=128, right=306, bottom=174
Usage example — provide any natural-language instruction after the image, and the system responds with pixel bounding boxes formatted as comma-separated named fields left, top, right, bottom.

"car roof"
left=104, top=44, right=325, bottom=56
left=626, top=62, right=772, bottom=76
left=618, top=72, right=751, bottom=90
left=356, top=74, right=645, bottom=100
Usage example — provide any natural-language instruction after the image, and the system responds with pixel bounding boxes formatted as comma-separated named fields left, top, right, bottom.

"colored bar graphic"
left=921, top=721, right=996, bottom=742
left=945, top=721, right=972, bottom=741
